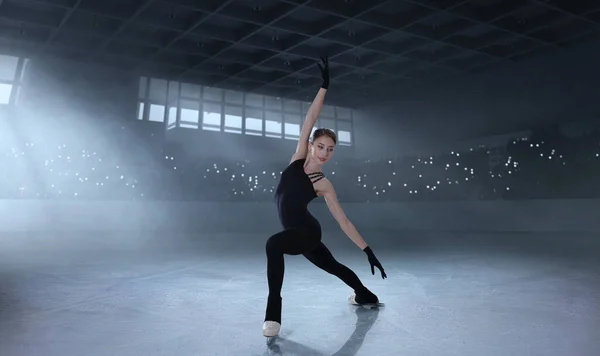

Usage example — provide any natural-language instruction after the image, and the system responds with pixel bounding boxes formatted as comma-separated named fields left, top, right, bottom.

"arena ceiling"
left=1, top=0, right=599, bottom=107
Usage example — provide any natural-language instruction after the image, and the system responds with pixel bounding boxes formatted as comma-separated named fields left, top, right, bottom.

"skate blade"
left=351, top=302, right=385, bottom=309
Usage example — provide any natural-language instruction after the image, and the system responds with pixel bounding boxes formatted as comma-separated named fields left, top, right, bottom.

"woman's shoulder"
left=289, top=157, right=306, bottom=166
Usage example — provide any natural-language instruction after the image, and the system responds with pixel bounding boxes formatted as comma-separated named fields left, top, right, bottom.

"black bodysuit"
left=276, top=158, right=324, bottom=232
left=264, top=158, right=368, bottom=323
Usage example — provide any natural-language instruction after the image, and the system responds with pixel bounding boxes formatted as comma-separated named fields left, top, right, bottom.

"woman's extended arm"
left=319, top=179, right=387, bottom=279
left=321, top=179, right=367, bottom=249
left=290, top=57, right=329, bottom=163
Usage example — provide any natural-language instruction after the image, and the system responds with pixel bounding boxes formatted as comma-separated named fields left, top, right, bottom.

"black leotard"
left=275, top=158, right=325, bottom=230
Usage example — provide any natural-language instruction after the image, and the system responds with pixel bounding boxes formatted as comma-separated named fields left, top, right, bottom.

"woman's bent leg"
left=264, top=228, right=318, bottom=323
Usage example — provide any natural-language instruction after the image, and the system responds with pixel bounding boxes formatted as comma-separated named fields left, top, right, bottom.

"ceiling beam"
left=89, top=0, right=157, bottom=58
left=35, top=0, right=83, bottom=58
left=132, top=0, right=237, bottom=70
left=172, top=0, right=313, bottom=82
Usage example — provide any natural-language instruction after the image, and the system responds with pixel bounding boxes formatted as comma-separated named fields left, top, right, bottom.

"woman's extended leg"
left=303, top=242, right=378, bottom=303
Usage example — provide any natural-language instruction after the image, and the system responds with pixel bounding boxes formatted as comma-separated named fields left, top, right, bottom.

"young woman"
left=263, top=57, right=387, bottom=338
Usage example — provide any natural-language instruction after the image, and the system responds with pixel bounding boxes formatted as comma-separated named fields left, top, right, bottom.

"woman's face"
left=310, top=136, right=336, bottom=165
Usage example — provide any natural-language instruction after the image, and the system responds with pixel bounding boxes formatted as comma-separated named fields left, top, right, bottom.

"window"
left=180, top=82, right=200, bottom=99
left=225, top=90, right=243, bottom=105
left=245, top=109, right=263, bottom=136
left=166, top=81, right=179, bottom=128
left=284, top=114, right=301, bottom=140
left=336, top=120, right=352, bottom=146
left=0, top=83, right=11, bottom=105
left=167, top=106, right=177, bottom=129
left=336, top=106, right=352, bottom=119
left=167, top=81, right=179, bottom=104
left=265, top=111, right=282, bottom=138
left=0, top=55, right=26, bottom=106
left=321, top=105, right=335, bottom=117
left=338, top=130, right=352, bottom=146
left=148, top=78, right=168, bottom=103
left=135, top=77, right=354, bottom=145
left=202, top=102, right=221, bottom=131
left=301, top=101, right=311, bottom=115
left=319, top=117, right=335, bottom=131
left=137, top=102, right=145, bottom=121
left=137, top=76, right=169, bottom=123
left=203, top=87, right=222, bottom=102
left=0, top=55, right=19, bottom=82
left=245, top=93, right=263, bottom=108
left=137, top=77, right=148, bottom=120
left=300, top=103, right=352, bottom=147
left=138, top=77, right=147, bottom=99
left=148, top=104, right=165, bottom=122
left=283, top=99, right=301, bottom=113
left=180, top=100, right=200, bottom=129
left=266, top=121, right=282, bottom=138
left=224, top=106, right=242, bottom=134
left=265, top=96, right=282, bottom=111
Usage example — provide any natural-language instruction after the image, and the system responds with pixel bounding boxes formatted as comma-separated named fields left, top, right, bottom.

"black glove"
left=317, top=56, right=329, bottom=89
left=363, top=246, right=387, bottom=279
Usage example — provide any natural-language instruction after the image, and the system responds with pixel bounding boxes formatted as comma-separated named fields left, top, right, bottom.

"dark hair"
left=311, top=128, right=337, bottom=145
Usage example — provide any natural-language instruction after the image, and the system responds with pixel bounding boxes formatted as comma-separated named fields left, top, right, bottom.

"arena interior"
left=1, top=1, right=600, bottom=355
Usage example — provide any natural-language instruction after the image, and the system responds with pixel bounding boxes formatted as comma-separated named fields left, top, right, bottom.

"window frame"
left=137, top=77, right=354, bottom=146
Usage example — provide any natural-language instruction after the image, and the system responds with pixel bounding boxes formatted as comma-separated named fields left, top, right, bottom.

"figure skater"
left=263, top=57, right=387, bottom=338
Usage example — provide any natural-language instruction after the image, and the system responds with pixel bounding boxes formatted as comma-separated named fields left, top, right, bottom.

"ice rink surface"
left=1, top=230, right=599, bottom=356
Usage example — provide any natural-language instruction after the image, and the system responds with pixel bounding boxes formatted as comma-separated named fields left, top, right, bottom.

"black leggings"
left=264, top=227, right=368, bottom=323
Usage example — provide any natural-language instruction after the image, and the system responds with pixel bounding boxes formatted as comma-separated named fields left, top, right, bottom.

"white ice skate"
left=348, top=294, right=385, bottom=309
left=262, top=321, right=281, bottom=338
